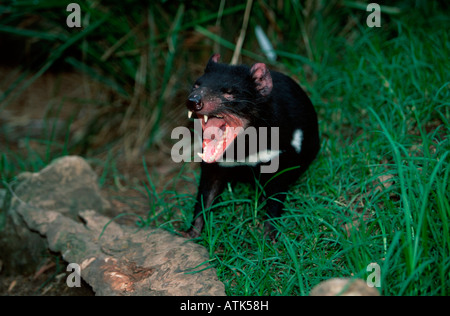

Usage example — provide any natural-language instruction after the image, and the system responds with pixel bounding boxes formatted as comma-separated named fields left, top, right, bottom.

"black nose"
left=187, top=94, right=203, bottom=111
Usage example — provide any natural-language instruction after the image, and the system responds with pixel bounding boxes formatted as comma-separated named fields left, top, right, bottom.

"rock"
left=18, top=206, right=225, bottom=296
left=0, top=156, right=225, bottom=296
left=13, top=156, right=110, bottom=219
left=0, top=156, right=109, bottom=274
left=309, top=278, right=380, bottom=296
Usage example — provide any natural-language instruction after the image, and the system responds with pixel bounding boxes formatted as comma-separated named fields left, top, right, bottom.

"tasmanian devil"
left=185, top=54, right=320, bottom=238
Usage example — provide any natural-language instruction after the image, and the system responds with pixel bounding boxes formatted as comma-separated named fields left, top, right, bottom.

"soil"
left=0, top=261, right=95, bottom=296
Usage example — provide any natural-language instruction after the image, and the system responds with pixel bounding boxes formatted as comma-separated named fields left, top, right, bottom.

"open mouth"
left=189, top=111, right=243, bottom=163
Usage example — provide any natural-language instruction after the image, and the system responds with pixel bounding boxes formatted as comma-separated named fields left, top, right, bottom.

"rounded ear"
left=250, top=63, right=273, bottom=96
left=210, top=53, right=221, bottom=63
left=205, top=53, right=221, bottom=72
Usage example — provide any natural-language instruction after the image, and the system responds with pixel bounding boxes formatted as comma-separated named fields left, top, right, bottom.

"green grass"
left=140, top=3, right=449, bottom=295
left=1, top=0, right=449, bottom=296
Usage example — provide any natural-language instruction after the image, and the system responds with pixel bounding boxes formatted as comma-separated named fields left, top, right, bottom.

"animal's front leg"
left=262, top=187, right=288, bottom=239
left=187, top=163, right=226, bottom=238
left=261, top=161, right=303, bottom=239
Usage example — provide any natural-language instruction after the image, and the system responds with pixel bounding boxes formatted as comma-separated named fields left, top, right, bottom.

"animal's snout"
left=187, top=94, right=203, bottom=111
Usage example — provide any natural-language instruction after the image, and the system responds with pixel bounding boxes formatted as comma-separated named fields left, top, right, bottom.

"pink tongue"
left=203, top=118, right=224, bottom=138
left=203, top=141, right=218, bottom=162
left=202, top=118, right=226, bottom=163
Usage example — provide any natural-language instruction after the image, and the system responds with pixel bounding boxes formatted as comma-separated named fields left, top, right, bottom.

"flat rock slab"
left=309, top=278, right=379, bottom=296
left=1, top=156, right=225, bottom=296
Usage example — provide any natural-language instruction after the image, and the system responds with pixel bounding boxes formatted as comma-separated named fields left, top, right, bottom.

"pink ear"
left=205, top=54, right=221, bottom=72
left=250, top=63, right=273, bottom=96
left=210, top=53, right=220, bottom=63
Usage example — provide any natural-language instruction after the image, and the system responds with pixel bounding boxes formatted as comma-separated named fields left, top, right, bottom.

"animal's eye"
left=222, top=88, right=235, bottom=100
left=221, top=88, right=233, bottom=94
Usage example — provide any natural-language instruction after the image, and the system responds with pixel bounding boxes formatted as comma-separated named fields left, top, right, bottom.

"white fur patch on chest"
left=218, top=149, right=281, bottom=167
left=291, top=129, right=303, bottom=153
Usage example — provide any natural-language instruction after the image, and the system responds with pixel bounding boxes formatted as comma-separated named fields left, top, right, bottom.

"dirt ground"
left=0, top=262, right=95, bottom=296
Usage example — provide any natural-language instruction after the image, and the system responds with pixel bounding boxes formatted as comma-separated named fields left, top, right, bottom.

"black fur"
left=186, top=55, right=320, bottom=238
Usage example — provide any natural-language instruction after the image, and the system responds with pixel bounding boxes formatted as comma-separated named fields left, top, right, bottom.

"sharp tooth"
left=188, top=111, right=192, bottom=119
left=204, top=115, right=208, bottom=123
